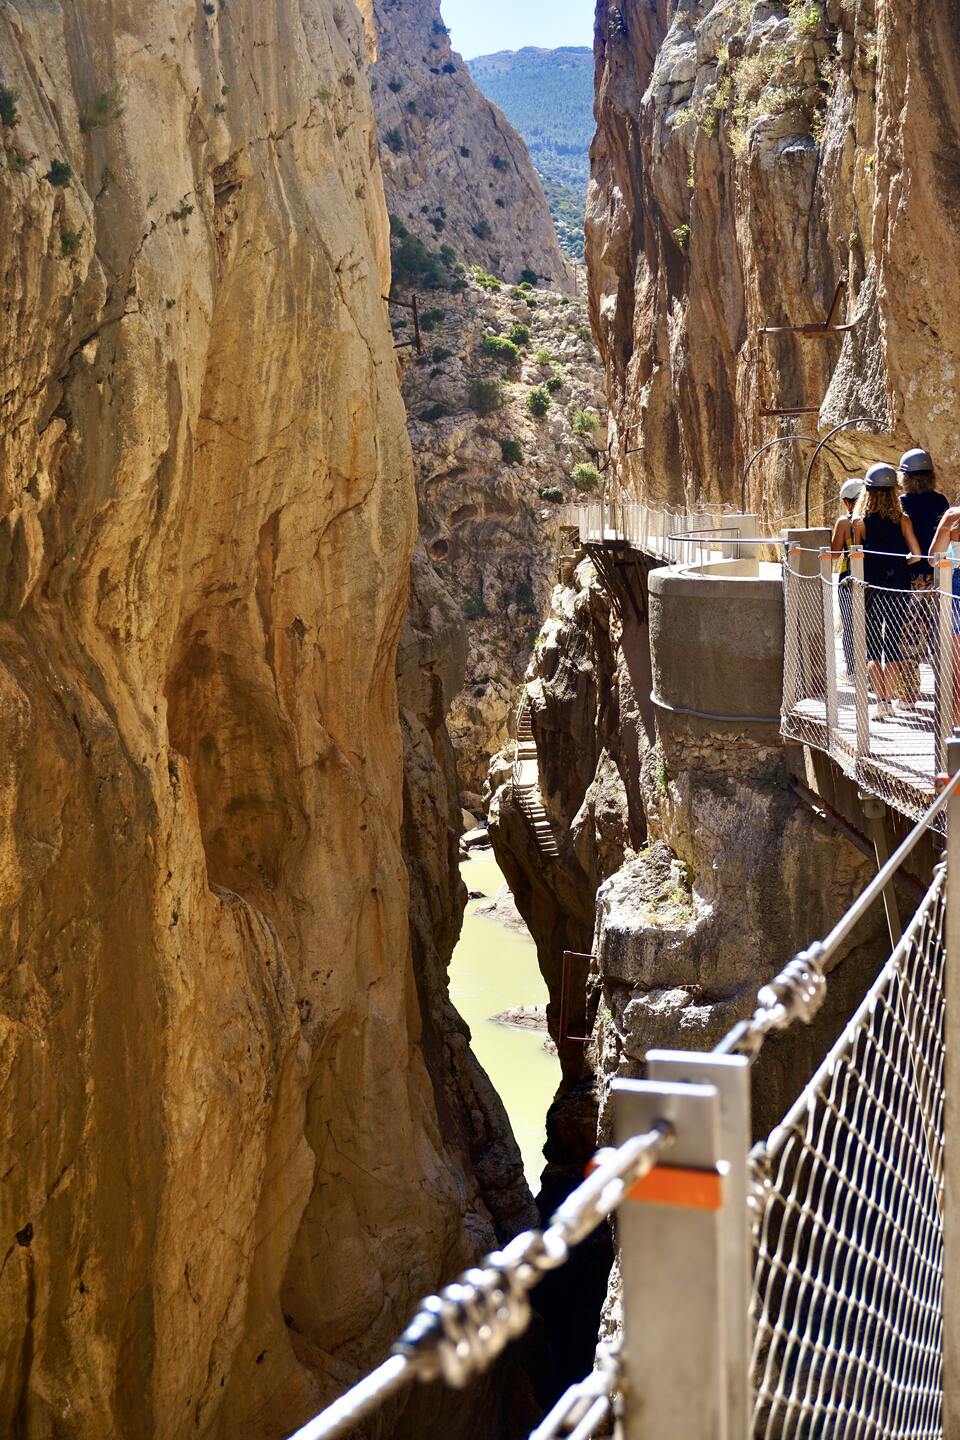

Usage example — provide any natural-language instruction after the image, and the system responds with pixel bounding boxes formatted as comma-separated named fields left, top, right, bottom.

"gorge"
left=2, top=0, right=960, bottom=1437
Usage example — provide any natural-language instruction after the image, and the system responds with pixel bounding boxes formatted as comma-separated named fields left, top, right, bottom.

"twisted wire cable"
left=287, top=1126, right=671, bottom=1440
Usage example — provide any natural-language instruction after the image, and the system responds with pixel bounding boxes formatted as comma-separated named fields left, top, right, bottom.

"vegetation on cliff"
left=468, top=47, right=594, bottom=260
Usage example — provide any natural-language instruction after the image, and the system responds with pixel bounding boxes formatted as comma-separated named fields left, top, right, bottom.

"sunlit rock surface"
left=588, top=0, right=960, bottom=522
left=0, top=2, right=529, bottom=1434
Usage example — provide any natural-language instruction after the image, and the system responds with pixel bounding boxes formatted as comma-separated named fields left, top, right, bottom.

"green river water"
left=449, top=851, right=559, bottom=1190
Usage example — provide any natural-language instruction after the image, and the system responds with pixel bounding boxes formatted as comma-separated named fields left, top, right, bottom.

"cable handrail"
left=287, top=1124, right=674, bottom=1440
left=763, top=864, right=945, bottom=1159
left=716, top=765, right=960, bottom=1061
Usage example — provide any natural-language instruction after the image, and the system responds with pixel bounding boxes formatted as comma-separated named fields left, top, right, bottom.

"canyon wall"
left=588, top=0, right=960, bottom=525
left=371, top=0, right=574, bottom=291
left=400, top=279, right=607, bottom=801
left=0, top=2, right=528, bottom=1435
left=489, top=559, right=649, bottom=1052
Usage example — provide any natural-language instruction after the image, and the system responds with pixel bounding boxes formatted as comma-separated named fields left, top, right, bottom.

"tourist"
left=831, top=477, right=863, bottom=679
left=897, top=448, right=949, bottom=703
left=928, top=498, right=960, bottom=726
left=851, top=464, right=922, bottom=719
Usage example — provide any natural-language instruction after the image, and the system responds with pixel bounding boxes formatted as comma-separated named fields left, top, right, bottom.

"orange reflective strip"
left=587, top=1161, right=724, bottom=1212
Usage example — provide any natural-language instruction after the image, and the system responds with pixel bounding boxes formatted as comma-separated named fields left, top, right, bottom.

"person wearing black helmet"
left=897, top=448, right=949, bottom=703
left=851, top=464, right=922, bottom=718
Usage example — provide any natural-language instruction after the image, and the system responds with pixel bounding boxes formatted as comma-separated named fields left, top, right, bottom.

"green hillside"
left=468, top=47, right=594, bottom=260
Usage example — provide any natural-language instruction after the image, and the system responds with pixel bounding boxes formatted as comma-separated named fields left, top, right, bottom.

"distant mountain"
left=468, top=47, right=594, bottom=260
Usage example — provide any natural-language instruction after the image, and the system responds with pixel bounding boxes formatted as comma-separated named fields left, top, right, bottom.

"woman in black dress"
left=897, top=448, right=949, bottom=703
left=851, top=464, right=922, bottom=718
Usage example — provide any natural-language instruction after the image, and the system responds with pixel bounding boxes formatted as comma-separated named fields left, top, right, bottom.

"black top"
left=861, top=514, right=909, bottom=589
left=902, top=490, right=949, bottom=576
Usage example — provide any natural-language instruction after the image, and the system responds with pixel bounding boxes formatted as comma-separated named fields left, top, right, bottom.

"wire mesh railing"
left=558, top=499, right=759, bottom=566
left=750, top=867, right=946, bottom=1438
left=783, top=546, right=955, bottom=828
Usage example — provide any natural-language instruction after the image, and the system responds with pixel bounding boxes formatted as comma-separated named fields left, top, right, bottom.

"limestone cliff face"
left=592, top=719, right=888, bottom=1142
left=0, top=3, right=522, bottom=1434
left=371, top=0, right=574, bottom=292
left=588, top=0, right=960, bottom=522
left=488, top=560, right=649, bottom=1058
left=398, top=278, right=607, bottom=800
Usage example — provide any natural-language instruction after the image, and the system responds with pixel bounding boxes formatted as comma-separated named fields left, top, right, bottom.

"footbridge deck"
left=562, top=501, right=948, bottom=831
left=782, top=543, right=950, bottom=829
left=559, top=498, right=761, bottom=566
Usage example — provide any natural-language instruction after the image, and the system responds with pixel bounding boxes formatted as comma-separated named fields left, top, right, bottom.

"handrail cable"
left=528, top=1342, right=621, bottom=1440
left=287, top=1124, right=673, bottom=1440
left=716, top=765, right=960, bottom=1060
left=763, top=862, right=946, bottom=1157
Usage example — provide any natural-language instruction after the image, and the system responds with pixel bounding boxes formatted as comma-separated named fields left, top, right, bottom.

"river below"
left=449, top=849, right=558, bottom=1190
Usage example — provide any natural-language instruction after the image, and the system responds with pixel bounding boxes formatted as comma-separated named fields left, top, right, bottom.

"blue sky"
left=440, top=0, right=593, bottom=60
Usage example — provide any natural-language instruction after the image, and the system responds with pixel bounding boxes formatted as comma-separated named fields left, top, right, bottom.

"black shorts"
left=865, top=589, right=904, bottom=663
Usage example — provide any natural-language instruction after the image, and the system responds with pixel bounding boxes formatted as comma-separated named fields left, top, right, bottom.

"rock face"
left=398, top=543, right=537, bottom=1246
left=588, top=0, right=960, bottom=524
left=592, top=721, right=888, bottom=1142
left=399, top=276, right=607, bottom=798
left=371, top=0, right=574, bottom=291
left=488, top=559, right=650, bottom=1060
left=0, top=3, right=528, bottom=1435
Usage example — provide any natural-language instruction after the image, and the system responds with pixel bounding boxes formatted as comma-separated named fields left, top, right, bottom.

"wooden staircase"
left=513, top=692, right=560, bottom=859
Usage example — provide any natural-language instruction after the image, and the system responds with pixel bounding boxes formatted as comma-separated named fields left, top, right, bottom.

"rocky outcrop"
left=587, top=0, right=960, bottom=524
left=592, top=722, right=889, bottom=1141
left=400, top=278, right=607, bottom=799
left=488, top=559, right=652, bottom=1068
left=0, top=3, right=527, bottom=1435
left=371, top=0, right=574, bottom=291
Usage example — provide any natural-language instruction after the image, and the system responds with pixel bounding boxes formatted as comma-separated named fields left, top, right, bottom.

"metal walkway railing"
left=559, top=498, right=759, bottom=566
left=782, top=546, right=955, bottom=829
left=285, top=761, right=960, bottom=1440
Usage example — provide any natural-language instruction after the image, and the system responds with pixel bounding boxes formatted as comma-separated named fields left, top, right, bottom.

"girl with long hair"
left=851, top=466, right=922, bottom=718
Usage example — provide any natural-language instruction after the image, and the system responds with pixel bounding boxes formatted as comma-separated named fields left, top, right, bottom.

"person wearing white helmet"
left=831, top=477, right=864, bottom=678
left=897, top=448, right=949, bottom=703
left=929, top=487, right=960, bottom=726
left=851, top=464, right=922, bottom=719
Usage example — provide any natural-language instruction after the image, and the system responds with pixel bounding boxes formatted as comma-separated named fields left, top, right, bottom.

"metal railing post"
left=646, top=1052, right=752, bottom=1439
left=939, top=559, right=955, bottom=773
left=945, top=732, right=960, bottom=1439
left=615, top=1076, right=729, bottom=1440
left=850, top=547, right=870, bottom=759
left=821, top=548, right=839, bottom=741
left=783, top=545, right=801, bottom=721
left=860, top=795, right=902, bottom=949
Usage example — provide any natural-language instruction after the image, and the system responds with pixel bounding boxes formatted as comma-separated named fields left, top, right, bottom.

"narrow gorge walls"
left=0, top=2, right=528, bottom=1435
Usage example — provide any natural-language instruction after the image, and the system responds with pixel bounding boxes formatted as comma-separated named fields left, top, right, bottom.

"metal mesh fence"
left=750, top=866, right=946, bottom=1439
left=782, top=551, right=950, bottom=830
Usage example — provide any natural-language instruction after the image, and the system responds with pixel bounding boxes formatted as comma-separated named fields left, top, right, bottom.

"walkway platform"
left=783, top=548, right=948, bottom=830
left=788, top=670, right=937, bottom=819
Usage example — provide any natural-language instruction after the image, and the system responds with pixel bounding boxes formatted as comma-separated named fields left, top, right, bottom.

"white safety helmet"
left=840, top=478, right=863, bottom=502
